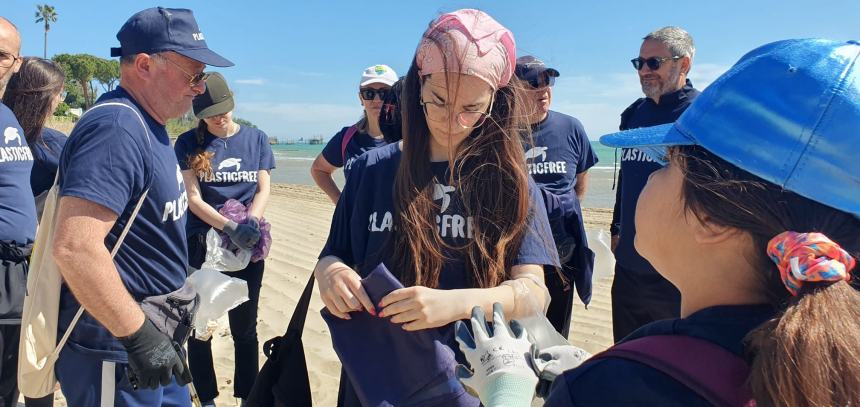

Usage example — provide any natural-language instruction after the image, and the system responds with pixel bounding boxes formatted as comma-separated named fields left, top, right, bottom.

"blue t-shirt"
left=174, top=126, right=276, bottom=235
left=612, top=81, right=699, bottom=273
left=0, top=103, right=36, bottom=244
left=30, top=127, right=67, bottom=198
left=321, top=125, right=387, bottom=179
left=526, top=111, right=597, bottom=197
left=320, top=142, right=559, bottom=288
left=545, top=304, right=776, bottom=406
left=57, top=87, right=189, bottom=361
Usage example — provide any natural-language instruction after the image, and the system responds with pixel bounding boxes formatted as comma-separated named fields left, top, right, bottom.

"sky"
left=8, top=0, right=860, bottom=140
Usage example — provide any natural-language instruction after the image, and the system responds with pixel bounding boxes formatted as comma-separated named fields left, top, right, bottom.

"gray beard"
left=642, top=65, right=682, bottom=101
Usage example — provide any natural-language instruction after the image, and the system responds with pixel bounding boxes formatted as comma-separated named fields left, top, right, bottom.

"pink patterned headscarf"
left=415, top=9, right=516, bottom=90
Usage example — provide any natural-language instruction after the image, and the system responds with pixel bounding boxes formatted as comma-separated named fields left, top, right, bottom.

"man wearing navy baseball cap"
left=51, top=7, right=231, bottom=406
left=515, top=55, right=598, bottom=338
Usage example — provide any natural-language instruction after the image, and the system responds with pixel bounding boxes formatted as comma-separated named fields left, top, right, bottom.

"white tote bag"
left=18, top=102, right=150, bottom=397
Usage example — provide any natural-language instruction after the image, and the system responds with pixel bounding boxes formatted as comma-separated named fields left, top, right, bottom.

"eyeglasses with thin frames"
left=420, top=96, right=494, bottom=129
left=0, top=51, right=20, bottom=69
left=631, top=56, right=681, bottom=71
left=158, top=54, right=210, bottom=87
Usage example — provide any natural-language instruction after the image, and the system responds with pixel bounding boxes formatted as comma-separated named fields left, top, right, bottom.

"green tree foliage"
left=53, top=54, right=121, bottom=109
left=35, top=4, right=58, bottom=59
left=234, top=117, right=257, bottom=129
left=94, top=58, right=120, bottom=93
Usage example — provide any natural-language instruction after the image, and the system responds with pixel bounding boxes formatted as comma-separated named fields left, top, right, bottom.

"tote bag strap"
left=288, top=274, right=315, bottom=337
left=54, top=101, right=153, bottom=354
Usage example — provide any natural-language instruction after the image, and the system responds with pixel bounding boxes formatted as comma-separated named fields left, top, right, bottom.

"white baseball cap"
left=360, top=64, right=398, bottom=87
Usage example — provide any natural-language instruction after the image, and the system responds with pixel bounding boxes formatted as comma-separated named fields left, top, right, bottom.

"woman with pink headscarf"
left=313, top=9, right=559, bottom=406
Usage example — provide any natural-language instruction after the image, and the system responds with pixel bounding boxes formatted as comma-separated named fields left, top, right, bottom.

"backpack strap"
left=592, top=335, right=753, bottom=407
left=340, top=125, right=358, bottom=164
left=54, top=101, right=154, bottom=354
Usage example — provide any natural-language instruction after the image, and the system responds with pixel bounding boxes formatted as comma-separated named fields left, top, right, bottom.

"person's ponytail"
left=186, top=120, right=214, bottom=178
left=747, top=282, right=860, bottom=407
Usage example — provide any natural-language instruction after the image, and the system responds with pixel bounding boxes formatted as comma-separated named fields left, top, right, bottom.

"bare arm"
left=247, top=169, right=271, bottom=220
left=310, top=154, right=341, bottom=204
left=454, top=264, right=548, bottom=320
left=52, top=196, right=145, bottom=338
left=574, top=170, right=590, bottom=201
left=183, top=170, right=231, bottom=230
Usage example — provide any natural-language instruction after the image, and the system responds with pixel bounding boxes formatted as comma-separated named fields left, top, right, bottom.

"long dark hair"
left=675, top=145, right=860, bottom=407
left=390, top=49, right=534, bottom=289
left=2, top=57, right=65, bottom=147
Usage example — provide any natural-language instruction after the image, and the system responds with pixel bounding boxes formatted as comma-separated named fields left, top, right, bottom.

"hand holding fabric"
left=316, top=262, right=375, bottom=319
left=454, top=304, right=537, bottom=407
left=379, top=286, right=463, bottom=331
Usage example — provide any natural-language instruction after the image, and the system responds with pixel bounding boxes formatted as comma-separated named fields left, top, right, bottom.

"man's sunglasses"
left=360, top=88, right=389, bottom=101
left=524, top=74, right=556, bottom=89
left=631, top=56, right=681, bottom=71
left=159, top=54, right=210, bottom=87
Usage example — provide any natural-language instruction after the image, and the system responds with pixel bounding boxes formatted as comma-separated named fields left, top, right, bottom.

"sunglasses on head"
left=631, top=55, right=681, bottom=71
left=360, top=88, right=389, bottom=101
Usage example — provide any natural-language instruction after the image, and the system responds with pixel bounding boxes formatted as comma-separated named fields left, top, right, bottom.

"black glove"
left=119, top=317, right=189, bottom=389
left=223, top=220, right=261, bottom=250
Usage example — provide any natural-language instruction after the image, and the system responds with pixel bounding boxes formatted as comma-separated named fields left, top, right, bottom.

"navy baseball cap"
left=600, top=39, right=860, bottom=218
left=110, top=7, right=233, bottom=67
left=515, top=55, right=559, bottom=87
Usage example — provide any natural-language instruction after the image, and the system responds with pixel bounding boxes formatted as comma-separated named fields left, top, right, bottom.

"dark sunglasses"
left=631, top=56, right=681, bottom=71
left=360, top=88, right=389, bottom=101
left=524, top=74, right=556, bottom=89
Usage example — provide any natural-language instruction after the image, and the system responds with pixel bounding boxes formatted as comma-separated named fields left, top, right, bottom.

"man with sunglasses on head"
left=51, top=7, right=232, bottom=405
left=610, top=26, right=699, bottom=342
left=515, top=56, right=598, bottom=337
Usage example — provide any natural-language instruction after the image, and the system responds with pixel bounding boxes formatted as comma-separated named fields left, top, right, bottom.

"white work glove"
left=454, top=303, right=538, bottom=407
left=532, top=345, right=591, bottom=398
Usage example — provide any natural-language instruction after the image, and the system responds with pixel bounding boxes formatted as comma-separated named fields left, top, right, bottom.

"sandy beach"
left=40, top=184, right=616, bottom=406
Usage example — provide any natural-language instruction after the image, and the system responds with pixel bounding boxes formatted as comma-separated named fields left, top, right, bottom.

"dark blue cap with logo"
left=515, top=55, right=560, bottom=87
left=110, top=7, right=233, bottom=67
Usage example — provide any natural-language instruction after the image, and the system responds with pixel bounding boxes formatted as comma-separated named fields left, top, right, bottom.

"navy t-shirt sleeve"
left=60, top=118, right=147, bottom=216
left=572, top=119, right=598, bottom=174
left=173, top=131, right=196, bottom=171
left=321, top=127, right=348, bottom=168
left=319, top=154, right=366, bottom=265
left=258, top=130, right=276, bottom=170
left=514, top=179, right=561, bottom=268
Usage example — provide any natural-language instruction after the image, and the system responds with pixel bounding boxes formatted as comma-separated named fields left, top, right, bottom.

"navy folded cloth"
left=321, top=263, right=478, bottom=407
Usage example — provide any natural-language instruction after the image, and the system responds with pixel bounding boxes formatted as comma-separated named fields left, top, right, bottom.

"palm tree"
left=35, top=5, right=58, bottom=59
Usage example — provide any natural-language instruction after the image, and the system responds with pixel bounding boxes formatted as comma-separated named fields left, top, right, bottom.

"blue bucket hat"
left=110, top=7, right=233, bottom=67
left=600, top=39, right=860, bottom=218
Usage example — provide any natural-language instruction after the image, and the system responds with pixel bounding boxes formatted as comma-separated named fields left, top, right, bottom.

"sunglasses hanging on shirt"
left=360, top=88, right=390, bottom=101
left=631, top=56, right=682, bottom=71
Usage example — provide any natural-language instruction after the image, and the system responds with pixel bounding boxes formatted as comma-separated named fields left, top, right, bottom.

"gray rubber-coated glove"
left=119, top=318, right=189, bottom=389
left=223, top=220, right=261, bottom=250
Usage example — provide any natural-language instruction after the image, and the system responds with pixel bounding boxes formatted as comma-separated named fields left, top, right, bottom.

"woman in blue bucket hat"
left=455, top=38, right=860, bottom=407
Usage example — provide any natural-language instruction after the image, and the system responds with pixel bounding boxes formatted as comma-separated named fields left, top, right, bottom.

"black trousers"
left=611, top=264, right=681, bottom=342
left=186, top=234, right=265, bottom=402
